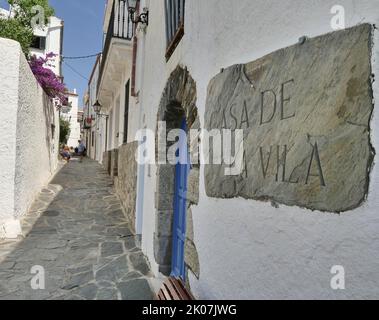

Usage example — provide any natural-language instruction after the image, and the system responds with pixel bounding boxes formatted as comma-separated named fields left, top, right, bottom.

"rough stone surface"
left=101, top=242, right=124, bottom=257
left=102, top=151, right=112, bottom=176
left=114, top=142, right=138, bottom=232
left=184, top=207, right=200, bottom=278
left=95, top=255, right=130, bottom=282
left=129, top=252, right=152, bottom=276
left=0, top=159, right=155, bottom=300
left=110, top=149, right=119, bottom=178
left=117, top=279, right=154, bottom=300
left=205, top=24, right=374, bottom=213
left=97, top=287, right=118, bottom=300
left=187, top=168, right=200, bottom=205
left=62, top=271, right=94, bottom=290
left=154, top=66, right=200, bottom=276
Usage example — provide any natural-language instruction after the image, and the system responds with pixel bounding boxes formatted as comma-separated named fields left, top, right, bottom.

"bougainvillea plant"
left=29, top=52, right=67, bottom=106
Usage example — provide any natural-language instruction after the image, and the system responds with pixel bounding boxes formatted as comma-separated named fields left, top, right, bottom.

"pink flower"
left=29, top=52, right=68, bottom=105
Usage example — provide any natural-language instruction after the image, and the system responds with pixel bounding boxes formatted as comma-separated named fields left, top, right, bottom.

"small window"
left=164, top=0, right=185, bottom=61
left=31, top=36, right=46, bottom=50
left=91, top=131, right=95, bottom=147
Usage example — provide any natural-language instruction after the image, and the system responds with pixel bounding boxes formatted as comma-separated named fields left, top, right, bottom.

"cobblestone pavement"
left=0, top=159, right=155, bottom=300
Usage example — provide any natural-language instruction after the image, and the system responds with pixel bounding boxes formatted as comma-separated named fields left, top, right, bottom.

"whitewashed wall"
left=62, top=92, right=81, bottom=148
left=104, top=66, right=133, bottom=149
left=131, top=0, right=379, bottom=299
left=31, top=16, right=63, bottom=77
left=0, top=38, right=59, bottom=238
left=96, top=117, right=107, bottom=163
left=88, top=60, right=100, bottom=161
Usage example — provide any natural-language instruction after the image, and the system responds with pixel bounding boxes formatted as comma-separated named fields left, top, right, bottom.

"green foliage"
left=59, top=117, right=71, bottom=145
left=0, top=0, right=55, bottom=56
left=0, top=18, right=33, bottom=55
left=8, top=0, right=54, bottom=27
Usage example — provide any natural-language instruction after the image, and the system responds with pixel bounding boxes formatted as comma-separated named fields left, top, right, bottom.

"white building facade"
left=0, top=4, right=64, bottom=77
left=61, top=90, right=82, bottom=148
left=91, top=0, right=379, bottom=299
left=30, top=16, right=64, bottom=78
left=83, top=55, right=105, bottom=162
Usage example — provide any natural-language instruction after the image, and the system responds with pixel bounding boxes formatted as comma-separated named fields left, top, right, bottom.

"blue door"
left=171, top=119, right=190, bottom=280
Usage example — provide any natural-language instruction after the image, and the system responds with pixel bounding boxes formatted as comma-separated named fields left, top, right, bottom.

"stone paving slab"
left=0, top=159, right=155, bottom=300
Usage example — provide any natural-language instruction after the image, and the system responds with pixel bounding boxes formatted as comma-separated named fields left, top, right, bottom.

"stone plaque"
left=205, top=24, right=374, bottom=213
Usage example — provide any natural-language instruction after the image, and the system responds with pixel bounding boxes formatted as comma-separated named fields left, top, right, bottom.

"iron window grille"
left=164, top=0, right=185, bottom=61
left=97, top=0, right=134, bottom=94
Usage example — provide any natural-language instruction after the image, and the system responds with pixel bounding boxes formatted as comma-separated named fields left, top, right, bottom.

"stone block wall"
left=154, top=66, right=200, bottom=278
left=114, top=142, right=138, bottom=232
left=102, top=151, right=112, bottom=175
left=110, top=149, right=119, bottom=178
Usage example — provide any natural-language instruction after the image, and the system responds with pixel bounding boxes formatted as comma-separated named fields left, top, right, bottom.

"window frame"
left=164, top=0, right=185, bottom=61
left=31, top=36, right=46, bottom=50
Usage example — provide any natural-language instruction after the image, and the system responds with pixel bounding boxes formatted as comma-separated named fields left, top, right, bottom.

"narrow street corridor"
left=0, top=159, right=155, bottom=300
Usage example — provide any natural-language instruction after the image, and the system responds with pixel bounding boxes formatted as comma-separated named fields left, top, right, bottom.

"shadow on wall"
left=42, top=93, right=58, bottom=171
left=12, top=41, right=60, bottom=220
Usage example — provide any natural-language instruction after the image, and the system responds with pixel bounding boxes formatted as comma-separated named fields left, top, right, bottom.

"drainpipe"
left=134, top=0, right=148, bottom=235
left=131, top=2, right=140, bottom=97
left=105, top=117, right=109, bottom=152
left=59, top=20, right=64, bottom=79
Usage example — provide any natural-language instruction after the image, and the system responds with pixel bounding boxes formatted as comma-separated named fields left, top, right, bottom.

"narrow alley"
left=1, top=0, right=379, bottom=303
left=0, top=159, right=155, bottom=300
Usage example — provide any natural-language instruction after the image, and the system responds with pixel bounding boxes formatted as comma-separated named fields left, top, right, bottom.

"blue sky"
left=1, top=0, right=106, bottom=107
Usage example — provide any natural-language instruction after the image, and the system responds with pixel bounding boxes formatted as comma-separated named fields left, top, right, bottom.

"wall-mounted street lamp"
left=93, top=99, right=101, bottom=114
left=128, top=0, right=149, bottom=27
left=93, top=99, right=110, bottom=152
left=93, top=100, right=109, bottom=119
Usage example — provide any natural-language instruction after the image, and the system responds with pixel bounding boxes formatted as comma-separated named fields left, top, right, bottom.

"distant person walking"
left=77, top=140, right=86, bottom=163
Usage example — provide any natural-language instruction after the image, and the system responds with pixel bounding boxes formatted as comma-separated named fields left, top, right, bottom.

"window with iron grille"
left=164, top=0, right=185, bottom=61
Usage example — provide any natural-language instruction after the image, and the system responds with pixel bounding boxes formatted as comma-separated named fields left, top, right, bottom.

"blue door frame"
left=171, top=119, right=190, bottom=280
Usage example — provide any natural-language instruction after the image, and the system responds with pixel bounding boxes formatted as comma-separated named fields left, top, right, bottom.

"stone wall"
left=114, top=142, right=138, bottom=232
left=204, top=24, right=374, bottom=213
left=110, top=149, right=119, bottom=178
left=102, top=150, right=112, bottom=175
left=154, top=66, right=200, bottom=277
left=0, top=38, right=59, bottom=238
